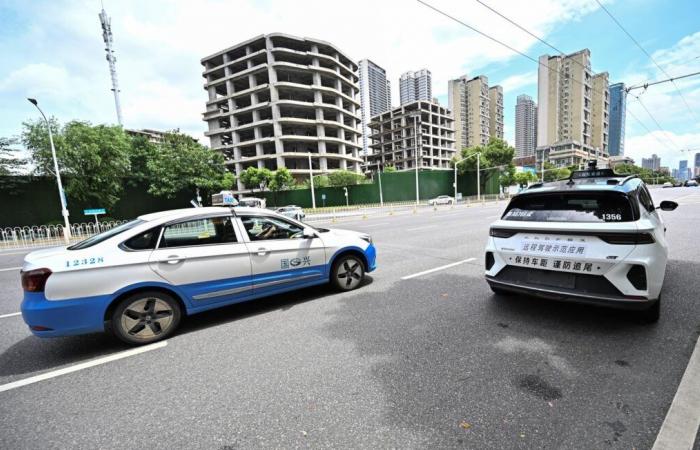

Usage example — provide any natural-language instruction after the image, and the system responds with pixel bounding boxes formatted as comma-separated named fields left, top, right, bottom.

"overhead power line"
left=416, top=0, right=679, bottom=155
left=627, top=70, right=700, bottom=92
left=632, top=95, right=682, bottom=151
left=594, top=0, right=699, bottom=122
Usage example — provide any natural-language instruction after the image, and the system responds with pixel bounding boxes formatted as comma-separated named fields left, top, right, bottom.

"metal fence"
left=0, top=221, right=129, bottom=250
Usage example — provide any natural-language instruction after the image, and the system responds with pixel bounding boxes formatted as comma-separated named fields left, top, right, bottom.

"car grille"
left=494, top=266, right=623, bottom=297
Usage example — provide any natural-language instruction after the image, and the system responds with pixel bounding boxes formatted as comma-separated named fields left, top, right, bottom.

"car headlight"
left=360, top=234, right=372, bottom=244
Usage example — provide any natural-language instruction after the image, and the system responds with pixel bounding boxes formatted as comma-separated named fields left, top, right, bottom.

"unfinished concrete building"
left=201, top=33, right=362, bottom=190
left=365, top=101, right=455, bottom=172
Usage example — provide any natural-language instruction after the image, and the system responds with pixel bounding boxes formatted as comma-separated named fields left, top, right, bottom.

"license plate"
left=526, top=270, right=575, bottom=289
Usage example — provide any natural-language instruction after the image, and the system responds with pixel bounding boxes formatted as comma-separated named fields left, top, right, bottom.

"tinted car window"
left=638, top=186, right=654, bottom=213
left=503, top=193, right=636, bottom=222
left=160, top=216, right=236, bottom=248
left=68, top=220, right=144, bottom=250
left=122, top=228, right=160, bottom=250
left=241, top=216, right=303, bottom=241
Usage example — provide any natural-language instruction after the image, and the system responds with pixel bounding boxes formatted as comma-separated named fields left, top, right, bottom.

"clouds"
left=621, top=31, right=700, bottom=169
left=499, top=72, right=538, bottom=94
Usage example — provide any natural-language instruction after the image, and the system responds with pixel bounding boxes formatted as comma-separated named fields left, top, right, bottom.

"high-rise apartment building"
left=694, top=152, right=700, bottom=176
left=366, top=100, right=455, bottom=172
left=358, top=59, right=391, bottom=160
left=641, top=154, right=661, bottom=171
left=608, top=82, right=626, bottom=156
left=489, top=85, right=504, bottom=140
left=447, top=74, right=503, bottom=149
left=515, top=94, right=537, bottom=158
left=201, top=33, right=362, bottom=191
left=536, top=49, right=610, bottom=167
left=679, top=160, right=689, bottom=181
left=399, top=69, right=432, bottom=105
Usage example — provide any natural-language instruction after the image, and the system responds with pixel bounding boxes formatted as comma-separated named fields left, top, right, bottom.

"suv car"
left=484, top=163, right=677, bottom=322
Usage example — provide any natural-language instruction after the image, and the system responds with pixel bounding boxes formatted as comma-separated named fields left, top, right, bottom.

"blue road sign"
left=84, top=208, right=106, bottom=215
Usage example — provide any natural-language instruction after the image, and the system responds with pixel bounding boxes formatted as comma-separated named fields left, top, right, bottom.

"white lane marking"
left=652, top=334, right=700, bottom=450
left=401, top=258, right=476, bottom=280
left=0, top=341, right=168, bottom=394
left=0, top=251, right=31, bottom=256
left=0, top=312, right=21, bottom=319
left=406, top=225, right=438, bottom=232
left=362, top=222, right=390, bottom=228
left=0, top=267, right=22, bottom=272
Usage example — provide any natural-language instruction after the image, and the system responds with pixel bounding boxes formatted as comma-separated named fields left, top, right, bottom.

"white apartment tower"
left=358, top=59, right=391, bottom=159
left=201, top=33, right=363, bottom=191
left=537, top=49, right=610, bottom=167
left=448, top=74, right=503, bottom=149
left=515, top=94, right=537, bottom=158
left=399, top=69, right=432, bottom=105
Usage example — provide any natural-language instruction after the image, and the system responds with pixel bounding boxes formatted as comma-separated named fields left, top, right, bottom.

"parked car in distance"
left=662, top=182, right=673, bottom=188
left=428, top=195, right=454, bottom=206
left=685, top=180, right=698, bottom=187
left=275, top=205, right=306, bottom=221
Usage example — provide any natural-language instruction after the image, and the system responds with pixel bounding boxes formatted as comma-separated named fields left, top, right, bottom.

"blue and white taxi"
left=21, top=207, right=376, bottom=344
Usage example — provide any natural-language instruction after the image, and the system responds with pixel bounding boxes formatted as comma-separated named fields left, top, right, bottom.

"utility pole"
left=307, top=153, right=316, bottom=209
left=99, top=5, right=123, bottom=126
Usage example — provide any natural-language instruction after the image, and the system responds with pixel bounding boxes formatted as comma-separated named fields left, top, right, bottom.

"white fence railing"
left=0, top=221, right=129, bottom=250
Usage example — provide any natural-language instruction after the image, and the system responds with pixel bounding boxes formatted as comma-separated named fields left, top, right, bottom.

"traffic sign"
left=84, top=208, right=106, bottom=215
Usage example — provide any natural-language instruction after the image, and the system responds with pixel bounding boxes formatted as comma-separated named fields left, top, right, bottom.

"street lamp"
left=409, top=112, right=421, bottom=205
left=307, top=152, right=316, bottom=209
left=453, top=152, right=481, bottom=203
left=27, top=98, right=72, bottom=244
left=343, top=187, right=349, bottom=206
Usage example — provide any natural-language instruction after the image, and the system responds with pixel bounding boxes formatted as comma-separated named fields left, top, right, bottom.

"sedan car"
left=484, top=163, right=677, bottom=322
left=20, top=207, right=376, bottom=345
left=275, top=205, right=306, bottom=221
left=662, top=182, right=673, bottom=188
left=428, top=195, right=454, bottom=206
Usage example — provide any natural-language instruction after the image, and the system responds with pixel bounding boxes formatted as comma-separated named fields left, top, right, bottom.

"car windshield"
left=502, top=192, right=636, bottom=223
left=68, top=220, right=145, bottom=250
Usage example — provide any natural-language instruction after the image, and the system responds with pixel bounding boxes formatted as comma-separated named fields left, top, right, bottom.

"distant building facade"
left=447, top=74, right=503, bottom=150
left=515, top=94, right=537, bottom=158
left=608, top=82, right=626, bottom=156
left=358, top=59, right=391, bottom=159
left=366, top=100, right=455, bottom=172
left=536, top=49, right=610, bottom=167
left=679, top=160, right=689, bottom=181
left=200, top=33, right=362, bottom=191
left=641, top=154, right=661, bottom=171
left=399, top=69, right=432, bottom=105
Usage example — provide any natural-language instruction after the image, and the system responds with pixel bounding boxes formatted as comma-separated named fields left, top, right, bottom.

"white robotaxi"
left=21, top=207, right=376, bottom=344
left=484, top=163, right=678, bottom=322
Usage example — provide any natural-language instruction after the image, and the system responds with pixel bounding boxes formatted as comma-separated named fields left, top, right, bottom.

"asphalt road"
left=0, top=187, right=699, bottom=449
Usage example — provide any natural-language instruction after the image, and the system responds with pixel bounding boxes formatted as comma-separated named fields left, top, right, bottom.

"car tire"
left=111, top=291, right=182, bottom=345
left=639, top=297, right=660, bottom=324
left=331, top=255, right=365, bottom=291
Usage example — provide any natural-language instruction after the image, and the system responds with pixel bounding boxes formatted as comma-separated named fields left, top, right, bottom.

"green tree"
left=127, top=134, right=158, bottom=186
left=514, top=171, right=537, bottom=187
left=239, top=166, right=273, bottom=191
left=146, top=132, right=235, bottom=198
left=327, top=170, right=366, bottom=187
left=383, top=165, right=397, bottom=173
left=269, top=167, right=294, bottom=192
left=21, top=119, right=131, bottom=208
left=0, top=137, right=27, bottom=175
left=498, top=164, right=516, bottom=192
left=454, top=138, right=515, bottom=193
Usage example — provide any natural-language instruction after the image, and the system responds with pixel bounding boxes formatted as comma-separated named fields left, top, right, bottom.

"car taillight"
left=598, top=233, right=655, bottom=245
left=489, top=228, right=517, bottom=238
left=21, top=268, right=52, bottom=292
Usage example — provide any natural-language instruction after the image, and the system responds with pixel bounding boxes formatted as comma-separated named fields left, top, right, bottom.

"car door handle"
left=160, top=255, right=186, bottom=264
left=256, top=247, right=268, bottom=256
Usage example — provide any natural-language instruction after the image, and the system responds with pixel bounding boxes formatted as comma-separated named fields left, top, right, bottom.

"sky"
left=1, top=0, right=699, bottom=171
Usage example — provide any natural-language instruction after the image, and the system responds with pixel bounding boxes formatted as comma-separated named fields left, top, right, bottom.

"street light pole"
left=307, top=152, right=316, bottom=209
left=453, top=152, right=481, bottom=203
left=413, top=114, right=420, bottom=205
left=27, top=98, right=71, bottom=244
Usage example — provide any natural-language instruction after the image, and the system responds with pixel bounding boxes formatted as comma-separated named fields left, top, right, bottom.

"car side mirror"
left=658, top=200, right=678, bottom=211
left=302, top=227, right=316, bottom=238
